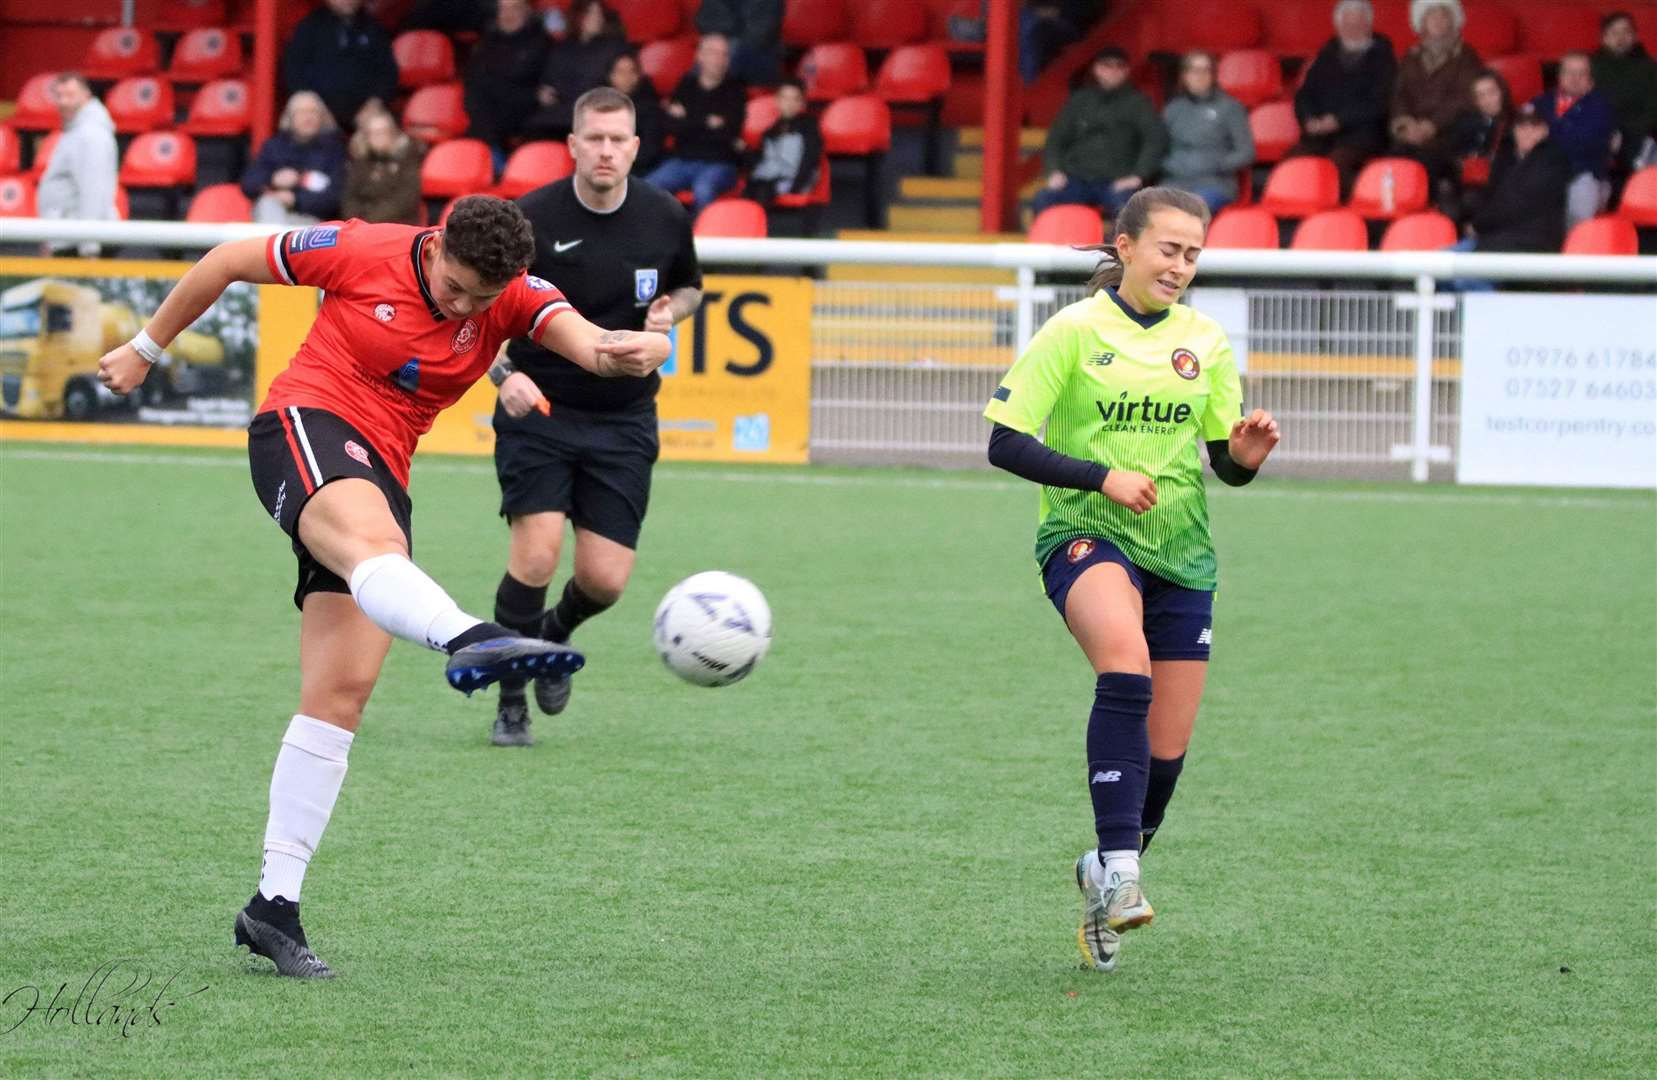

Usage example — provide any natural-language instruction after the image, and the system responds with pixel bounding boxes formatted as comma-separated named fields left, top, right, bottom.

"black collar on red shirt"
left=1105, top=285, right=1169, bottom=330
left=410, top=230, right=445, bottom=320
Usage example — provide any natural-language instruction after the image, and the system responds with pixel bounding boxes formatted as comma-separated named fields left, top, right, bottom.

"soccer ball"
left=652, top=571, right=772, bottom=687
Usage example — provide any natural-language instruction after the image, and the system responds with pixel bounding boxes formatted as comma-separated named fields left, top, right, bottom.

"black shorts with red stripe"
left=248, top=406, right=413, bottom=610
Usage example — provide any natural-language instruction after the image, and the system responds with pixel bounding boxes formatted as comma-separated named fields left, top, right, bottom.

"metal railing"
left=3, top=218, right=1653, bottom=480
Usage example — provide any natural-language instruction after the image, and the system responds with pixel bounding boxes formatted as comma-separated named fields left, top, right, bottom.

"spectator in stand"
left=1444, top=69, right=1513, bottom=217
left=402, top=0, right=492, bottom=34
left=694, top=0, right=784, bottom=87
left=606, top=52, right=665, bottom=174
left=465, top=0, right=552, bottom=163
left=342, top=109, right=426, bottom=224
left=36, top=73, right=118, bottom=255
left=283, top=0, right=399, bottom=133
left=525, top=0, right=629, bottom=141
left=241, top=92, right=348, bottom=225
left=1529, top=52, right=1618, bottom=229
left=1591, top=11, right=1657, bottom=173
left=1291, top=0, right=1397, bottom=195
left=743, top=78, right=821, bottom=206
left=1447, top=106, right=1569, bottom=283
left=1389, top=1, right=1483, bottom=191
left=646, top=34, right=748, bottom=213
left=1033, top=47, right=1166, bottom=218
left=1159, top=50, right=1254, bottom=215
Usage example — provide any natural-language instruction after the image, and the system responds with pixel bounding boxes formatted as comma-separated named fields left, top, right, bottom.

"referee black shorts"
left=492, top=399, right=659, bottom=550
left=248, top=406, right=413, bottom=610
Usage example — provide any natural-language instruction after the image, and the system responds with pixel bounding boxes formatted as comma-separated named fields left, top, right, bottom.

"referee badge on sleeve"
left=634, top=268, right=659, bottom=305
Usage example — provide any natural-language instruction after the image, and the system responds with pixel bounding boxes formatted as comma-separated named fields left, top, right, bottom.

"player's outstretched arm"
left=1227, top=408, right=1281, bottom=471
left=537, top=311, right=671, bottom=379
left=97, top=236, right=280, bottom=394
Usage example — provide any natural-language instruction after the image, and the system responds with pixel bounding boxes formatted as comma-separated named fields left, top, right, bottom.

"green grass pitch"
left=1, top=442, right=1653, bottom=1078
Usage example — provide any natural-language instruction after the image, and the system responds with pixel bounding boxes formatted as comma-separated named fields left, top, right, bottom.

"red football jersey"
left=258, top=220, right=572, bottom=485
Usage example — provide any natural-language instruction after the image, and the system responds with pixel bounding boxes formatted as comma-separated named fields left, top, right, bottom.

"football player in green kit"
left=984, top=187, right=1281, bottom=972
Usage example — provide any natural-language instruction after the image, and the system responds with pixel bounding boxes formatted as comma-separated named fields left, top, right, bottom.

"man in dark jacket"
left=1033, top=47, right=1166, bottom=217
left=1455, top=107, right=1569, bottom=257
left=1292, top=0, right=1397, bottom=195
left=1529, top=52, right=1617, bottom=228
left=1591, top=11, right=1657, bottom=173
left=242, top=91, right=349, bottom=224
left=645, top=33, right=747, bottom=213
left=464, top=0, right=551, bottom=157
left=282, top=0, right=399, bottom=132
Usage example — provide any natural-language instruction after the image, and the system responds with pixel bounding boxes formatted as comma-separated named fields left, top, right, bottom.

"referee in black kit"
left=485, top=85, right=704, bottom=746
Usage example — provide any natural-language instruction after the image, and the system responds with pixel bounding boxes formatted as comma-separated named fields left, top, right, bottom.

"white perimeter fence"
left=3, top=218, right=1655, bottom=483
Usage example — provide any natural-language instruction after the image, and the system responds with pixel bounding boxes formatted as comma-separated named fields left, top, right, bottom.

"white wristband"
left=130, top=329, right=164, bottom=364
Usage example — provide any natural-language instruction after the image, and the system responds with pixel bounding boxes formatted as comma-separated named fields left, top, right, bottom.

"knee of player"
left=300, top=683, right=375, bottom=729
left=575, top=572, right=627, bottom=607
left=1094, top=650, right=1151, bottom=678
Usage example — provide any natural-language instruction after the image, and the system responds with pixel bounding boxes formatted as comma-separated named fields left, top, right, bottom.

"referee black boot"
left=492, top=694, right=534, bottom=747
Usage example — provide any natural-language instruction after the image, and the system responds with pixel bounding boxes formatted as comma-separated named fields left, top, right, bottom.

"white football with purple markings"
left=652, top=571, right=773, bottom=687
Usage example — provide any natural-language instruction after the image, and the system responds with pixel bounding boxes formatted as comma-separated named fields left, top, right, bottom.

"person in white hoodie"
left=36, top=72, right=119, bottom=256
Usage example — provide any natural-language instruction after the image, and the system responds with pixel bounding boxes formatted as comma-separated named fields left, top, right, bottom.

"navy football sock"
left=542, top=579, right=612, bottom=643
left=493, top=573, right=548, bottom=703
left=1087, top=672, right=1153, bottom=854
left=1139, top=754, right=1186, bottom=853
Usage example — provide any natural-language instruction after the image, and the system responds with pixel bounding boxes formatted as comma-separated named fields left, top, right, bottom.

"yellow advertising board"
left=419, top=274, right=813, bottom=463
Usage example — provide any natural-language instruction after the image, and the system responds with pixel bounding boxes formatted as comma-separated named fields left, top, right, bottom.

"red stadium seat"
left=27, top=132, right=62, bottom=181
left=640, top=37, right=698, bottom=98
left=1487, top=55, right=1543, bottom=107
left=393, top=31, right=457, bottom=90
left=1379, top=210, right=1458, bottom=250
left=1249, top=100, right=1299, bottom=164
left=169, top=28, right=244, bottom=84
left=114, top=184, right=130, bottom=219
left=694, top=197, right=768, bottom=237
left=180, top=78, right=251, bottom=137
left=799, top=43, right=870, bottom=102
left=1459, top=1, right=1517, bottom=58
left=1258, top=156, right=1341, bottom=217
left=156, top=0, right=227, bottom=32
left=1028, top=204, right=1104, bottom=246
left=1512, top=2, right=1600, bottom=53
left=0, top=126, right=19, bottom=177
left=0, top=176, right=35, bottom=217
left=927, top=0, right=985, bottom=50
left=421, top=138, right=494, bottom=198
left=1205, top=205, right=1280, bottom=248
left=1562, top=216, right=1639, bottom=255
left=1260, top=0, right=1330, bottom=58
left=821, top=95, right=893, bottom=155
left=185, top=182, right=252, bottom=222
left=613, top=0, right=682, bottom=42
left=1217, top=49, right=1283, bottom=110
left=106, top=77, right=176, bottom=135
left=119, top=131, right=197, bottom=188
left=12, top=74, right=63, bottom=132
left=1151, top=1, right=1262, bottom=53
left=1616, top=167, right=1657, bottom=227
left=495, top=140, right=574, bottom=198
left=771, top=153, right=831, bottom=210
left=403, top=83, right=470, bottom=144
left=1290, top=208, right=1368, bottom=250
left=1348, top=156, right=1428, bottom=219
left=850, top=0, right=929, bottom=48
left=743, top=94, right=781, bottom=150
left=82, top=27, right=161, bottom=81
left=783, top=0, right=849, bottom=46
left=876, top=44, right=952, bottom=103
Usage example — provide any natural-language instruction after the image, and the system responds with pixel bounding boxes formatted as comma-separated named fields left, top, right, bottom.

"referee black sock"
left=1139, top=754, right=1186, bottom=854
left=493, top=573, right=548, bottom=703
left=542, top=579, right=612, bottom=644
left=1087, top=672, right=1153, bottom=855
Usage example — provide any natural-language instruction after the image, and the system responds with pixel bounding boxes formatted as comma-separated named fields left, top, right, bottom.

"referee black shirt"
left=508, top=177, right=702, bottom=411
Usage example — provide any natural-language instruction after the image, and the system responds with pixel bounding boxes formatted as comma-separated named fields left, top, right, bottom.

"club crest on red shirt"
left=451, top=318, right=480, bottom=354
left=1171, top=348, right=1200, bottom=380
left=374, top=303, right=395, bottom=322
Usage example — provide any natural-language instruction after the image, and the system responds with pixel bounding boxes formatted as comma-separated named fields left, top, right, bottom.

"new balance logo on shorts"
left=1197, top=627, right=1213, bottom=645
left=1091, top=770, right=1122, bottom=784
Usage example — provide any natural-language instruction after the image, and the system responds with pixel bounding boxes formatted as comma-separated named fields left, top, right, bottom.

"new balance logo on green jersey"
left=1087, top=351, right=1115, bottom=366
left=1095, top=392, right=1194, bottom=425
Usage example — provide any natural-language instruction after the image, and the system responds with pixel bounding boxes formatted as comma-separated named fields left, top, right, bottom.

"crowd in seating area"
left=1030, top=0, right=1657, bottom=254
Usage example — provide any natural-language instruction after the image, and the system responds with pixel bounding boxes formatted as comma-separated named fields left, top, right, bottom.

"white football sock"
left=260, top=714, right=354, bottom=902
left=1096, top=849, right=1141, bottom=888
left=347, top=552, right=483, bottom=651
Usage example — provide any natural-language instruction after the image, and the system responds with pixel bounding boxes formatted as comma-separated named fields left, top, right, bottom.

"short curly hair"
left=441, top=195, right=535, bottom=286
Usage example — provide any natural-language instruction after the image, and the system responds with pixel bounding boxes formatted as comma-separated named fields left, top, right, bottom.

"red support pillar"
left=251, top=0, right=279, bottom=152
left=979, top=0, right=1020, bottom=235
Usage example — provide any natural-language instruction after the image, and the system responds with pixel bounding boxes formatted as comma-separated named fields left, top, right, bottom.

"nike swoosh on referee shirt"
left=554, top=240, right=582, bottom=252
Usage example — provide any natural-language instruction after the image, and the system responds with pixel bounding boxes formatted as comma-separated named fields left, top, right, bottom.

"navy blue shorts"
left=1041, top=536, right=1214, bottom=661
